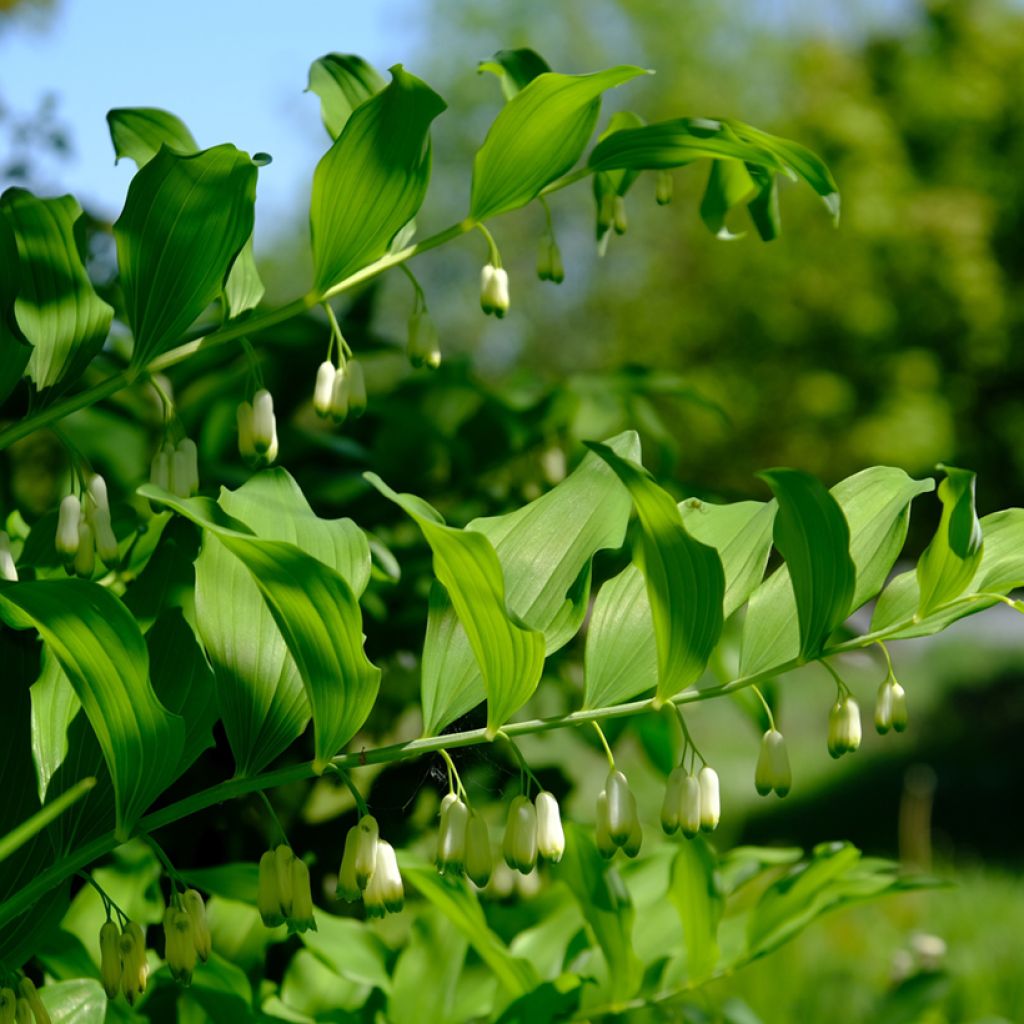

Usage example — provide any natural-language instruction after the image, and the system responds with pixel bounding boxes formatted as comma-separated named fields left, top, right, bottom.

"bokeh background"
left=3, top=0, right=1023, bottom=1020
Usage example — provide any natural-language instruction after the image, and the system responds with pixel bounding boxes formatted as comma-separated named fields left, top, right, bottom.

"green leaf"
left=142, top=482, right=379, bottom=772
left=367, top=474, right=545, bottom=737
left=310, top=66, right=445, bottom=293
left=916, top=465, right=983, bottom=616
left=494, top=978, right=585, bottom=1024
left=668, top=839, right=722, bottom=984
left=0, top=777, right=95, bottom=865
left=584, top=498, right=774, bottom=709
left=300, top=909, right=392, bottom=991
left=586, top=442, right=725, bottom=704
left=745, top=164, right=781, bottom=241
left=401, top=859, right=538, bottom=996
left=741, top=467, right=932, bottom=676
left=553, top=824, right=642, bottom=1003
left=30, top=648, right=81, bottom=803
left=757, top=469, right=856, bottom=663
left=0, top=215, right=31, bottom=405
left=0, top=579, right=185, bottom=840
left=0, top=188, right=114, bottom=390
left=699, top=159, right=756, bottom=239
left=872, top=508, right=1024, bottom=637
left=307, top=53, right=386, bottom=140
left=470, top=66, right=648, bottom=221
left=114, top=144, right=257, bottom=365
left=420, top=432, right=638, bottom=733
left=37, top=979, right=107, bottom=1024
left=478, top=48, right=553, bottom=100
left=223, top=236, right=264, bottom=317
left=106, top=107, right=198, bottom=166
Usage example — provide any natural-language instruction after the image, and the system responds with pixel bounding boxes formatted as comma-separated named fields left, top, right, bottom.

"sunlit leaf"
left=301, top=909, right=392, bottom=992
left=0, top=579, right=185, bottom=840
left=367, top=473, right=545, bottom=737
left=307, top=53, right=386, bottom=139
left=311, top=66, right=445, bottom=292
left=0, top=215, right=31, bottom=405
left=37, top=979, right=106, bottom=1024
left=106, top=106, right=198, bottom=166
left=479, top=48, right=552, bottom=100
left=587, top=442, right=724, bottom=704
left=470, top=65, right=648, bottom=220
left=114, top=144, right=257, bottom=365
left=0, top=188, right=114, bottom=390
left=699, top=159, right=756, bottom=239
left=389, top=912, right=468, bottom=1024
left=30, top=648, right=81, bottom=803
left=668, top=839, right=722, bottom=983
left=223, top=237, right=264, bottom=317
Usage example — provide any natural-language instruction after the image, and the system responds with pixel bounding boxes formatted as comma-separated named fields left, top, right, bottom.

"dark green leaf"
left=0, top=215, right=30, bottom=405
left=114, top=145, right=257, bottom=365
left=479, top=48, right=553, bottom=100
left=106, top=107, right=198, bottom=166
left=307, top=53, right=386, bottom=139
left=311, top=66, right=445, bottom=292
left=471, top=66, right=648, bottom=221
left=0, top=188, right=114, bottom=390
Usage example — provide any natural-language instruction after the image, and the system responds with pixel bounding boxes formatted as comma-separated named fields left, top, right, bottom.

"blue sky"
left=0, top=0, right=420, bottom=248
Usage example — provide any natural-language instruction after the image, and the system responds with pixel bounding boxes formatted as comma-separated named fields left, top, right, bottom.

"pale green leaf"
left=300, top=909, right=392, bottom=992
left=311, top=66, right=445, bottom=292
left=307, top=53, right=386, bottom=140
left=30, top=648, right=81, bottom=803
left=669, top=839, right=722, bottom=984
left=114, top=145, right=257, bottom=365
left=470, top=66, right=648, bottom=220
left=699, top=159, right=756, bottom=239
left=0, top=188, right=114, bottom=390
left=106, top=106, right=198, bottom=166
left=38, top=979, right=106, bottom=1024
left=367, top=473, right=545, bottom=737
left=478, top=48, right=552, bottom=100
left=389, top=912, right=468, bottom=1024
left=0, top=579, right=185, bottom=840
left=224, top=236, right=264, bottom=317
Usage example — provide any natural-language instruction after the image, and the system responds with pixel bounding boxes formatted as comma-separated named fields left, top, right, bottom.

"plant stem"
left=591, top=721, right=616, bottom=771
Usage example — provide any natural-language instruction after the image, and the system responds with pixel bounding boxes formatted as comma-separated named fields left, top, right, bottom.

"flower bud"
left=13, top=999, right=30, bottom=1024
left=150, top=444, right=172, bottom=491
left=72, top=521, right=95, bottom=579
left=623, top=819, right=643, bottom=858
left=502, top=795, right=537, bottom=874
left=613, top=196, right=628, bottom=235
left=354, top=815, right=379, bottom=890
left=0, top=531, right=17, bottom=582
left=596, top=191, right=615, bottom=236
left=119, top=921, right=149, bottom=1005
left=891, top=681, right=908, bottom=732
left=166, top=906, right=197, bottom=986
left=464, top=811, right=492, bottom=888
left=407, top=311, right=441, bottom=369
left=16, top=980, right=49, bottom=1024
left=85, top=476, right=119, bottom=566
left=364, top=840, right=403, bottom=917
left=535, top=791, right=565, bottom=863
left=313, top=360, right=336, bottom=418
left=0, top=989, right=15, bottom=1024
left=828, top=695, right=862, bottom=758
left=329, top=365, right=349, bottom=423
left=679, top=774, right=702, bottom=839
left=876, top=678, right=908, bottom=734
left=346, top=360, right=367, bottom=418
left=274, top=845, right=295, bottom=917
left=251, top=389, right=276, bottom=455
left=698, top=765, right=720, bottom=832
left=171, top=439, right=199, bottom=498
left=656, top=170, right=673, bottom=205
left=258, top=849, right=284, bottom=927
left=237, top=402, right=256, bottom=461
left=755, top=729, right=791, bottom=798
left=604, top=770, right=638, bottom=847
left=480, top=264, right=510, bottom=318
left=436, top=795, right=469, bottom=875
left=336, top=825, right=362, bottom=902
left=55, top=494, right=81, bottom=563
left=536, top=236, right=552, bottom=281
left=660, top=766, right=686, bottom=835
left=594, top=790, right=616, bottom=859
left=289, top=856, right=317, bottom=933
left=99, top=919, right=122, bottom=998
left=182, top=889, right=211, bottom=962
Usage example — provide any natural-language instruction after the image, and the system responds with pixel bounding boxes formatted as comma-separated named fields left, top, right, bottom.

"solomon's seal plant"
left=0, top=42, right=1021, bottom=1023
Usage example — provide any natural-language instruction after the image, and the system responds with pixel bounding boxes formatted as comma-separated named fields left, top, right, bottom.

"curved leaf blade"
left=106, top=107, right=198, bottom=167
left=311, top=65, right=445, bottom=292
left=307, top=53, right=386, bottom=140
left=478, top=48, right=552, bottom=100
left=114, top=144, right=257, bottom=364
left=470, top=66, right=648, bottom=221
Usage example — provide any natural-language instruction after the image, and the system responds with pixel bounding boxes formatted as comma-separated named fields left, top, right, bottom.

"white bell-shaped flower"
left=480, top=264, right=510, bottom=318
left=535, top=791, right=565, bottom=863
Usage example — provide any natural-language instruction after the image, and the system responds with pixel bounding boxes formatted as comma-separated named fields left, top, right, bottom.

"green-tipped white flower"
left=480, top=264, right=510, bottom=318
left=604, top=770, right=639, bottom=847
left=407, top=311, right=441, bottom=369
left=346, top=359, right=367, bottom=418
left=754, top=728, right=791, bottom=798
left=698, top=765, right=720, bottom=832
left=85, top=475, right=119, bottom=565
left=55, top=494, right=81, bottom=563
left=876, top=678, right=908, bottom=734
left=251, top=389, right=276, bottom=455
left=436, top=794, right=469, bottom=875
left=502, top=795, right=538, bottom=874
left=464, top=811, right=492, bottom=888
left=336, top=824, right=362, bottom=902
left=656, top=170, right=673, bottom=205
left=72, top=520, right=95, bottom=579
left=150, top=444, right=172, bottom=491
left=679, top=774, right=702, bottom=839
left=258, top=849, right=284, bottom=927
left=182, top=889, right=211, bottom=962
left=595, top=789, right=616, bottom=859
left=119, top=921, right=149, bottom=1005
left=661, top=766, right=686, bottom=835
left=313, top=360, right=336, bottom=418
left=99, top=919, right=122, bottom=998
left=0, top=988, right=15, bottom=1024
left=329, top=364, right=349, bottom=422
left=622, top=818, right=643, bottom=858
left=364, top=840, right=403, bottom=918
left=828, top=695, right=863, bottom=758
left=16, top=979, right=49, bottom=1024
left=288, top=856, right=317, bottom=933
left=0, top=531, right=17, bottom=582
left=163, top=906, right=197, bottom=986
left=354, top=815, right=379, bottom=890
left=171, top=439, right=199, bottom=498
left=535, top=791, right=565, bottom=863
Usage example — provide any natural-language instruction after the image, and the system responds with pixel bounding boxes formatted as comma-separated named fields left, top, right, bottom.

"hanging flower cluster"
left=257, top=845, right=316, bottom=933
left=337, top=815, right=404, bottom=919
left=0, top=978, right=50, bottom=1024
left=96, top=919, right=149, bottom=1005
